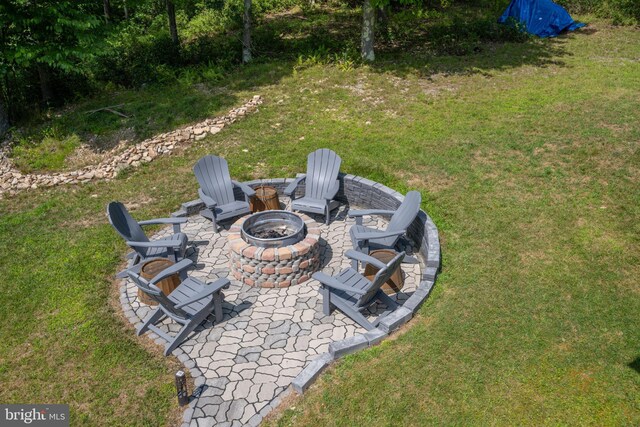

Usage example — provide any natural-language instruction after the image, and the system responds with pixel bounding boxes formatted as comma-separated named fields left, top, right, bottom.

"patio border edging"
left=117, top=173, right=440, bottom=426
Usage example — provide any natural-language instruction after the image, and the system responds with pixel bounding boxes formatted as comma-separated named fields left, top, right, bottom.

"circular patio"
left=118, top=175, right=440, bottom=427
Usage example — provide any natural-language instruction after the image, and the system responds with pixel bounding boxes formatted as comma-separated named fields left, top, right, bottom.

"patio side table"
left=250, top=185, right=281, bottom=212
left=139, top=259, right=181, bottom=305
left=363, top=249, right=405, bottom=295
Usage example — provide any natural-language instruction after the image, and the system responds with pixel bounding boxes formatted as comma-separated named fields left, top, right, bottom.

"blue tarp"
left=499, top=0, right=585, bottom=38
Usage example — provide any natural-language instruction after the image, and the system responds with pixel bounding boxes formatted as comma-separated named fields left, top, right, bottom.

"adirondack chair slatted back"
left=127, top=272, right=190, bottom=320
left=305, top=149, right=341, bottom=200
left=194, top=155, right=236, bottom=206
left=387, top=191, right=421, bottom=232
left=107, top=202, right=151, bottom=256
left=358, top=251, right=406, bottom=307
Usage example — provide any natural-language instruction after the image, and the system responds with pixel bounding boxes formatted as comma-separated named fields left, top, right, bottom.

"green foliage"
left=92, top=20, right=179, bottom=87
left=91, top=0, right=298, bottom=87
left=0, top=0, right=101, bottom=72
left=294, top=42, right=361, bottom=71
left=557, top=0, right=639, bottom=23
left=0, top=0, right=103, bottom=123
left=11, top=132, right=81, bottom=173
left=429, top=15, right=531, bottom=55
left=378, top=8, right=531, bottom=56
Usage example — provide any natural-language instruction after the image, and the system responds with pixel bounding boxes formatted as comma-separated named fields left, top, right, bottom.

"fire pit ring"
left=241, top=210, right=305, bottom=248
left=228, top=213, right=321, bottom=288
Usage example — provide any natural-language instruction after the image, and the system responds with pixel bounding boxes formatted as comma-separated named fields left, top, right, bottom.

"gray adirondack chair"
left=312, top=250, right=405, bottom=330
left=126, top=259, right=228, bottom=356
left=284, top=148, right=342, bottom=225
left=107, top=201, right=189, bottom=276
left=193, top=155, right=256, bottom=232
left=348, top=191, right=421, bottom=267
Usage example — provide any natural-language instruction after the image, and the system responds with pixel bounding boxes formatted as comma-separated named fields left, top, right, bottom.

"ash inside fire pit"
left=241, top=210, right=306, bottom=248
left=252, top=227, right=291, bottom=239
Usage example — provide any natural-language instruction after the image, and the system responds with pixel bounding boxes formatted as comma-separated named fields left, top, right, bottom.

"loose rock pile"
left=0, top=95, right=262, bottom=198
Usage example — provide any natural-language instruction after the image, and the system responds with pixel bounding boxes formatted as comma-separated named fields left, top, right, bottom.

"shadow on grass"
left=33, top=5, right=579, bottom=155
left=371, top=38, right=571, bottom=79
left=629, top=357, right=640, bottom=374
left=255, top=5, right=574, bottom=80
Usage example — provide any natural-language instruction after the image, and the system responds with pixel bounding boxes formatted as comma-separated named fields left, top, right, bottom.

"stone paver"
left=120, top=198, right=422, bottom=425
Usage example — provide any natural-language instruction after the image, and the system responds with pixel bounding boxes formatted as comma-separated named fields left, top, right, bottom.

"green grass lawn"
left=1, top=17, right=639, bottom=426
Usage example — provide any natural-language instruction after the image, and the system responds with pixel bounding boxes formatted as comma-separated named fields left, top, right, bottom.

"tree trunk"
left=37, top=63, right=54, bottom=106
left=0, top=97, right=9, bottom=137
left=166, top=0, right=179, bottom=48
left=103, top=0, right=112, bottom=23
left=242, top=0, right=252, bottom=63
left=123, top=0, right=129, bottom=19
left=361, top=0, right=376, bottom=62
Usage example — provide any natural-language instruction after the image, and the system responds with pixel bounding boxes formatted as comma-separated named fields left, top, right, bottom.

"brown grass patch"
left=400, top=170, right=456, bottom=194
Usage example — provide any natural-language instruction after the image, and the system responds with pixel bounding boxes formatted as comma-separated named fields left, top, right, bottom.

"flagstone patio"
left=119, top=199, right=422, bottom=426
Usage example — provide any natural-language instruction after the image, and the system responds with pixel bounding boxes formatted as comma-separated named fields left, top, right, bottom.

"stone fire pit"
left=228, top=212, right=321, bottom=288
left=241, top=211, right=305, bottom=248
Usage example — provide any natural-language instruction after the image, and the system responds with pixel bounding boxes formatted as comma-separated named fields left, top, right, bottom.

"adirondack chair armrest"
left=284, top=175, right=306, bottom=196
left=232, top=180, right=256, bottom=197
left=321, top=179, right=340, bottom=201
left=312, top=272, right=368, bottom=295
left=126, top=239, right=185, bottom=249
left=138, top=217, right=187, bottom=226
left=198, top=188, right=217, bottom=208
left=348, top=209, right=396, bottom=218
left=344, top=249, right=388, bottom=270
left=148, top=259, right=194, bottom=284
left=351, top=229, right=406, bottom=241
left=174, top=278, right=230, bottom=308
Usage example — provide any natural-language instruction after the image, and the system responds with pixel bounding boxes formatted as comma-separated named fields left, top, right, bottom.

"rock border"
left=160, top=174, right=440, bottom=425
left=0, top=96, right=262, bottom=198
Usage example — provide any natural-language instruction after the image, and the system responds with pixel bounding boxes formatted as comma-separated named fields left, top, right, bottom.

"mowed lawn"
left=1, top=21, right=639, bottom=426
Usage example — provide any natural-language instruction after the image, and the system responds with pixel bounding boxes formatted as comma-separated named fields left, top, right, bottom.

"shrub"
left=557, top=0, right=639, bottom=23
left=91, top=20, right=180, bottom=87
